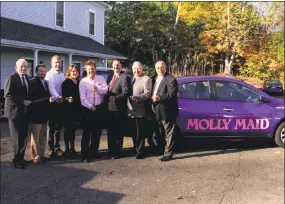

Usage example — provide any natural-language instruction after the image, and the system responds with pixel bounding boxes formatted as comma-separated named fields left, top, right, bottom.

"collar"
left=50, top=68, right=61, bottom=74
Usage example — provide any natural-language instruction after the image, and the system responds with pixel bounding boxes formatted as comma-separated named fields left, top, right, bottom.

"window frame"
left=213, top=80, right=261, bottom=102
left=55, top=2, right=64, bottom=28
left=89, top=11, right=96, bottom=36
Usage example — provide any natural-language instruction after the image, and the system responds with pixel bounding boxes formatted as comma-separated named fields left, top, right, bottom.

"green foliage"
left=105, top=1, right=284, bottom=80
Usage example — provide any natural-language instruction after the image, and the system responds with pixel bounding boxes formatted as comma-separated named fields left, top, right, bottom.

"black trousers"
left=157, top=119, right=176, bottom=156
left=47, top=103, right=63, bottom=151
left=64, top=127, right=76, bottom=151
left=81, top=105, right=103, bottom=159
left=8, top=119, right=29, bottom=163
left=106, top=111, right=125, bottom=156
left=63, top=110, right=79, bottom=151
left=131, top=117, right=148, bottom=155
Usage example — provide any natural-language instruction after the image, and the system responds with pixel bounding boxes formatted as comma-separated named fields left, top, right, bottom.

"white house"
left=0, top=1, right=126, bottom=89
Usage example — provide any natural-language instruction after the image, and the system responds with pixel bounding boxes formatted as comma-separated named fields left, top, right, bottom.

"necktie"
left=22, top=76, right=28, bottom=96
left=109, top=75, right=117, bottom=90
left=44, top=81, right=49, bottom=91
left=131, top=77, right=136, bottom=85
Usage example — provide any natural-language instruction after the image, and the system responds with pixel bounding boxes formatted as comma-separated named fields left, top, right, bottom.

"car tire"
left=274, top=122, right=285, bottom=148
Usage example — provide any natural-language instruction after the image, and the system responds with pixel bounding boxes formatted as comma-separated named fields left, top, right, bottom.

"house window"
left=89, top=12, right=95, bottom=35
left=56, top=2, right=64, bottom=27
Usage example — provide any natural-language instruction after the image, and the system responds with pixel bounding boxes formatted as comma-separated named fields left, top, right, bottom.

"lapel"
left=133, top=75, right=143, bottom=89
left=156, top=73, right=168, bottom=94
left=36, top=77, right=47, bottom=92
left=15, top=72, right=26, bottom=91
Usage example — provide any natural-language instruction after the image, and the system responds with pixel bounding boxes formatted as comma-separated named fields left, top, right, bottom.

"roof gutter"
left=1, top=39, right=127, bottom=60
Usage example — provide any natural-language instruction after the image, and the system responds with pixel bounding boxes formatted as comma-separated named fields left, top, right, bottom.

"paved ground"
left=0, top=120, right=284, bottom=204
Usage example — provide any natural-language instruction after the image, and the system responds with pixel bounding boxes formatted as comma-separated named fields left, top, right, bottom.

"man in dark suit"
left=151, top=60, right=178, bottom=162
left=27, top=64, right=55, bottom=164
left=4, top=59, right=32, bottom=169
left=105, top=59, right=130, bottom=159
left=127, top=61, right=152, bottom=159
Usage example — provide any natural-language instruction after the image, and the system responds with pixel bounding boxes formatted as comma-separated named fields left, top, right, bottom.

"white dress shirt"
left=79, top=75, right=108, bottom=109
left=45, top=69, right=65, bottom=99
left=152, top=75, right=164, bottom=97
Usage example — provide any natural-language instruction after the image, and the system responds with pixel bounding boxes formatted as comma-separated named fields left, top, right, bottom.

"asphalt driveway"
left=1, top=120, right=284, bottom=204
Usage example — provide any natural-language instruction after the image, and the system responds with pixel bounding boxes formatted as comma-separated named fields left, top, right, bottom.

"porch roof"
left=0, top=17, right=126, bottom=59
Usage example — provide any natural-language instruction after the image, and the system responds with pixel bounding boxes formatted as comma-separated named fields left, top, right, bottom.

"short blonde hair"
left=85, top=60, right=96, bottom=69
left=65, top=64, right=79, bottom=78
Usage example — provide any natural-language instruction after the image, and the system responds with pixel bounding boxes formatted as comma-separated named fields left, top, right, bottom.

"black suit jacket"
left=151, top=72, right=179, bottom=121
left=104, top=71, right=130, bottom=112
left=4, top=73, right=30, bottom=120
left=27, top=77, right=51, bottom=123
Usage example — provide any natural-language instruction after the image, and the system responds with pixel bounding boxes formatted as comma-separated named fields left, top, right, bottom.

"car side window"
left=215, top=81, right=260, bottom=102
left=181, top=81, right=210, bottom=99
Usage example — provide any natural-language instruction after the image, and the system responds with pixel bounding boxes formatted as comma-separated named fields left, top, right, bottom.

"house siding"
left=0, top=48, right=106, bottom=89
left=0, top=2, right=105, bottom=44
left=0, top=49, right=67, bottom=89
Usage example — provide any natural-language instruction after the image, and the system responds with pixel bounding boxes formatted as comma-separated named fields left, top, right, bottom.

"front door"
left=213, top=80, right=272, bottom=137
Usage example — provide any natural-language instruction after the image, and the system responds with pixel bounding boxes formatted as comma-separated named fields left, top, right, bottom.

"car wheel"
left=274, top=122, right=285, bottom=148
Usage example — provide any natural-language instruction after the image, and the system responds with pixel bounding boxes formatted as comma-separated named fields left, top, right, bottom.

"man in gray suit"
left=4, top=59, right=32, bottom=169
left=127, top=61, right=152, bottom=159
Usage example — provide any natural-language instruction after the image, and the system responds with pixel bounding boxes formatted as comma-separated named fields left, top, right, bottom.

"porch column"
left=68, top=54, right=73, bottom=66
left=104, top=58, right=108, bottom=67
left=33, top=49, right=39, bottom=76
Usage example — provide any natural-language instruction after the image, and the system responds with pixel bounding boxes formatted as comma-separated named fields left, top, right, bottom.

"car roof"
left=177, top=76, right=261, bottom=91
left=176, top=76, right=241, bottom=84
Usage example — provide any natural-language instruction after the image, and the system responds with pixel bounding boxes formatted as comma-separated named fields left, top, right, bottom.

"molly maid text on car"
left=150, top=76, right=284, bottom=148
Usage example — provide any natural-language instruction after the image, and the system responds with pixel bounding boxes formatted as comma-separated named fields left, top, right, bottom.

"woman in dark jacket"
left=62, top=64, right=81, bottom=158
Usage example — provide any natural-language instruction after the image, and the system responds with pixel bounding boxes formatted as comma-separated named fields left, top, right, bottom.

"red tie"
left=109, top=75, right=117, bottom=90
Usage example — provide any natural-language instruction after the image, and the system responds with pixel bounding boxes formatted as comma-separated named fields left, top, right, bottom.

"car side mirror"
left=260, top=96, right=270, bottom=103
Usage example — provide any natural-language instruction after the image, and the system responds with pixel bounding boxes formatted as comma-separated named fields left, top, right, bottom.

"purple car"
left=150, top=76, right=284, bottom=148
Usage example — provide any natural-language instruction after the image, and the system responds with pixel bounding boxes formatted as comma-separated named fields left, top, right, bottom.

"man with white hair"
left=4, top=59, right=32, bottom=169
left=127, top=61, right=152, bottom=159
left=45, top=55, right=65, bottom=159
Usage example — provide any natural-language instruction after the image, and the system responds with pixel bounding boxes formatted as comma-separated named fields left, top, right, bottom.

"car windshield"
left=266, top=80, right=282, bottom=85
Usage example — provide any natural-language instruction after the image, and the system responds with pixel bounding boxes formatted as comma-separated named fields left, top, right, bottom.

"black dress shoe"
left=49, top=151, right=60, bottom=159
left=13, top=162, right=25, bottom=169
left=40, top=157, right=49, bottom=162
left=134, top=154, right=143, bottom=159
left=160, top=155, right=173, bottom=162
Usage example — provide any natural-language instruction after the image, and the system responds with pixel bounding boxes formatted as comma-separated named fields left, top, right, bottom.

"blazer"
left=104, top=71, right=130, bottom=112
left=4, top=72, right=30, bottom=120
left=27, top=77, right=51, bottom=124
left=127, top=75, right=152, bottom=118
left=151, top=72, right=179, bottom=121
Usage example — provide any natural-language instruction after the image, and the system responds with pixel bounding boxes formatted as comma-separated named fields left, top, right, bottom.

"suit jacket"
left=27, top=77, right=51, bottom=123
left=151, top=72, right=179, bottom=121
left=127, top=75, right=152, bottom=118
left=104, top=71, right=130, bottom=112
left=4, top=72, right=30, bottom=120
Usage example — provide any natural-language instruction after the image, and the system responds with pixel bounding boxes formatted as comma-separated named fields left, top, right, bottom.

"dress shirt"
left=79, top=75, right=108, bottom=109
left=45, top=69, right=65, bottom=99
left=152, top=75, right=164, bottom=97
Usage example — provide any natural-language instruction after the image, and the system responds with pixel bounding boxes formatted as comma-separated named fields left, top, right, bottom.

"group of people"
left=4, top=55, right=179, bottom=169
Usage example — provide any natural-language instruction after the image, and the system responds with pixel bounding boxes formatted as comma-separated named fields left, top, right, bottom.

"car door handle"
left=223, top=108, right=234, bottom=112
